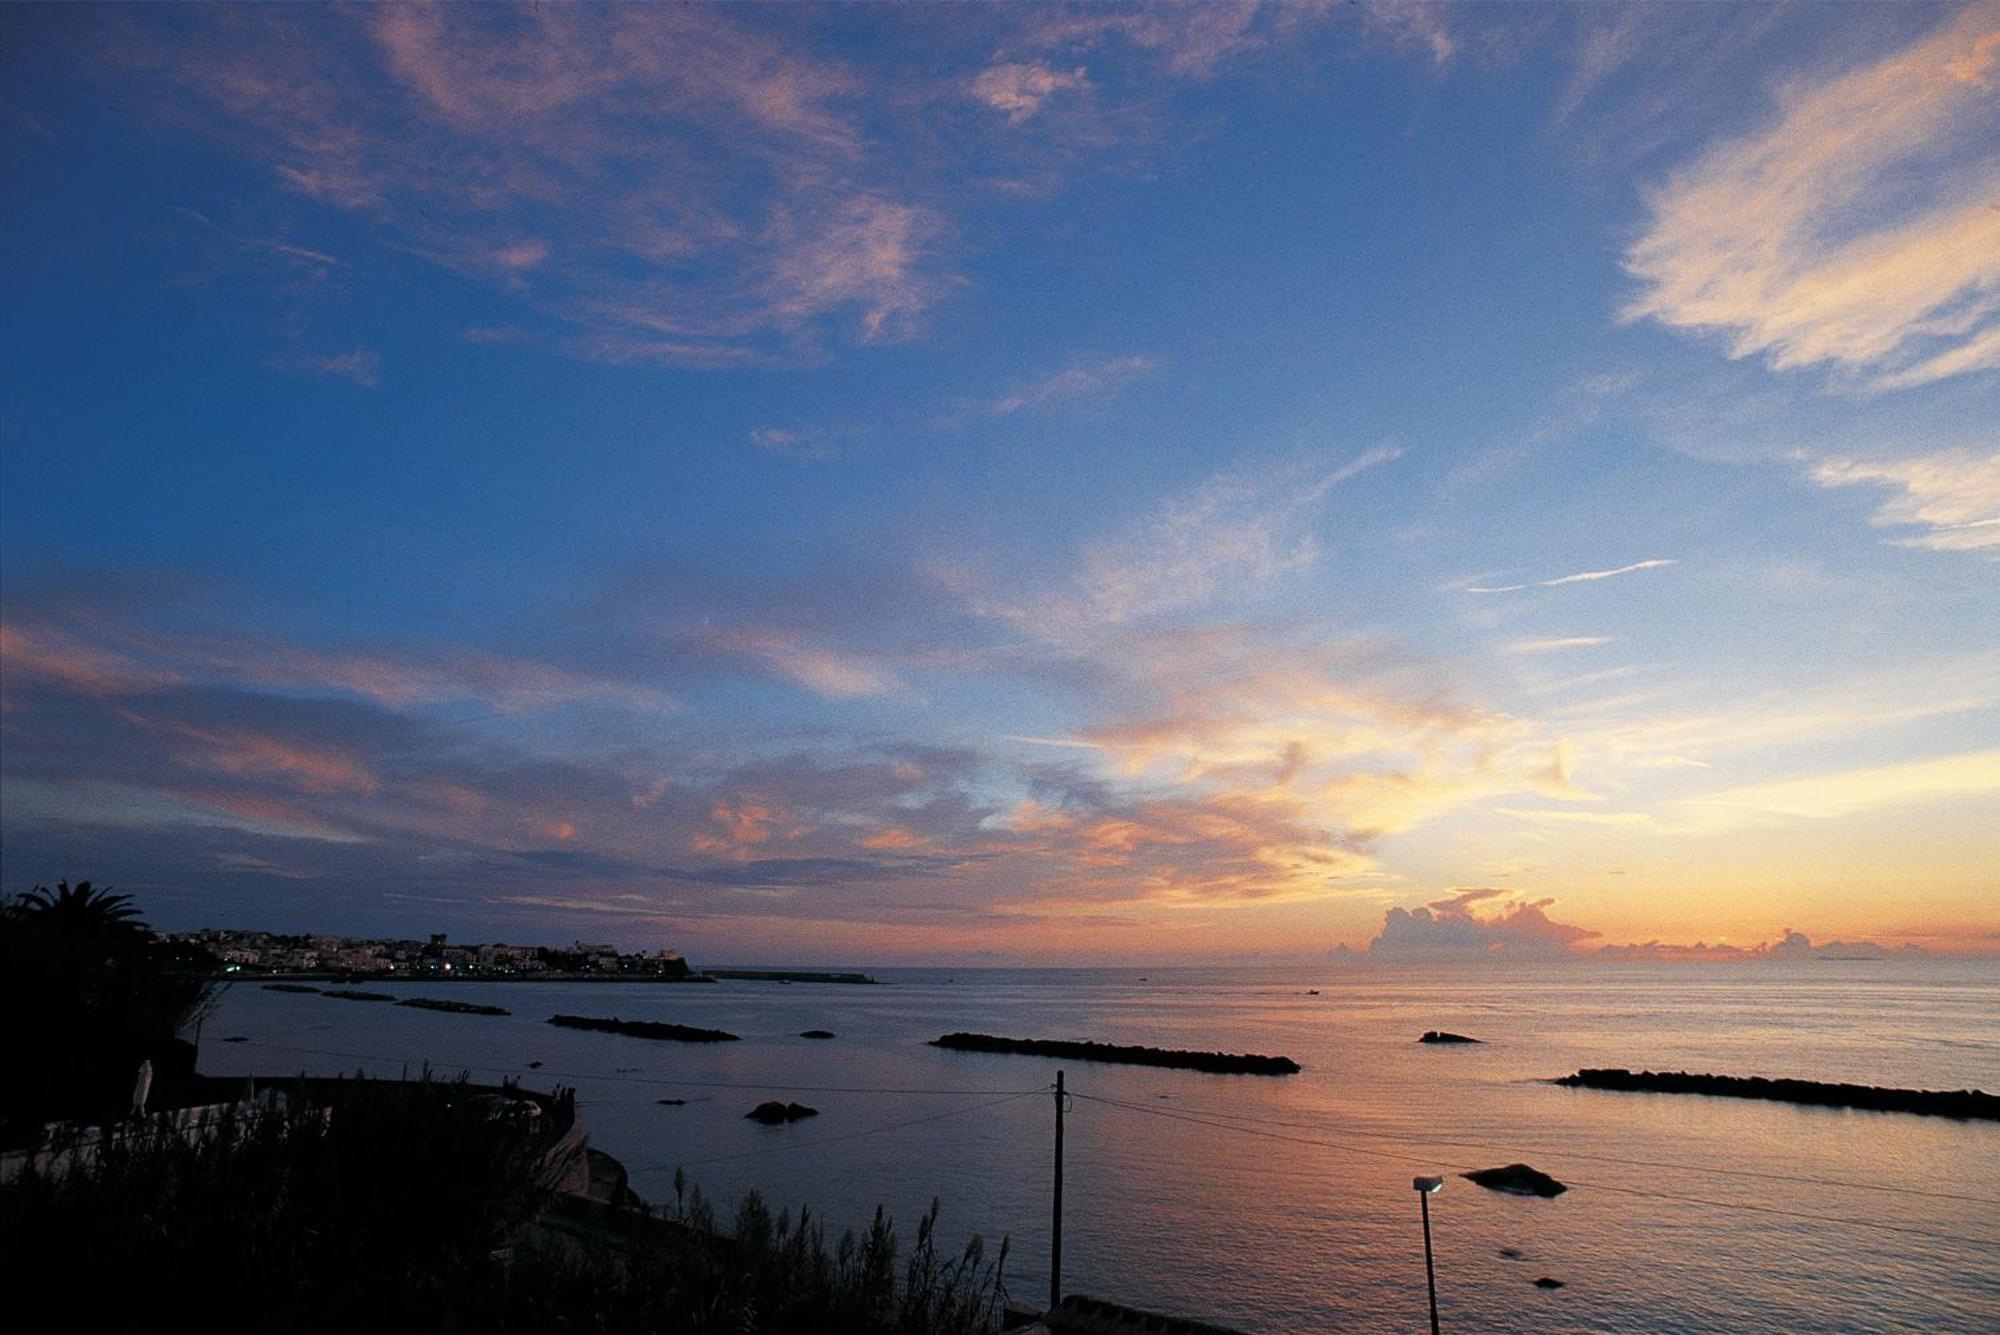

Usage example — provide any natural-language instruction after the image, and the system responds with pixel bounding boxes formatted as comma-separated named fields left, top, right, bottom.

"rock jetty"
left=323, top=988, right=396, bottom=1002
left=1552, top=1068, right=2000, bottom=1121
left=1462, top=1163, right=1568, bottom=1196
left=398, top=997, right=510, bottom=1016
left=1419, top=1031, right=1481, bottom=1044
left=547, top=1014, right=741, bottom=1043
left=929, top=1032, right=1300, bottom=1075
left=261, top=982, right=321, bottom=994
left=745, top=1100, right=819, bottom=1124
left=709, top=969, right=878, bottom=985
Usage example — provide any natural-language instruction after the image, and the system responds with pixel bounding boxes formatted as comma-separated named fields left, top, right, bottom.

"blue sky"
left=2, top=2, right=1996, bottom=962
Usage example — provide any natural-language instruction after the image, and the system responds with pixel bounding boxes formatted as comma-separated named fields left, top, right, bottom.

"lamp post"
left=1413, top=1175, right=1444, bottom=1335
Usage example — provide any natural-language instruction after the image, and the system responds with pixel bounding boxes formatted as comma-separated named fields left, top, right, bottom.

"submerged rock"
left=799, top=1029, right=836, bottom=1039
left=1462, top=1163, right=1568, bottom=1197
left=1419, top=1031, right=1481, bottom=1044
left=657, top=1098, right=686, bottom=1106
left=745, top=1100, right=819, bottom=1125
left=526, top=1060, right=543, bottom=1069
left=1498, top=1248, right=1524, bottom=1260
left=1533, top=1278, right=1566, bottom=1290
left=221, top=1035, right=249, bottom=1043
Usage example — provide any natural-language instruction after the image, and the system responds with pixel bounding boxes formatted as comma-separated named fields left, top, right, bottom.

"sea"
left=198, top=961, right=2000, bottom=1333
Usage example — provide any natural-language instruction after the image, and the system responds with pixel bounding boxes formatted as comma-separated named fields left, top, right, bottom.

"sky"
left=2, top=2, right=1996, bottom=964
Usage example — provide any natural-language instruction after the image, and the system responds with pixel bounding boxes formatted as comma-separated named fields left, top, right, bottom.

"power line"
left=1069, top=1094, right=2000, bottom=1252
left=1073, top=1095, right=2000, bottom=1208
left=225, top=1039, right=2000, bottom=1220
left=623, top=1089, right=1045, bottom=1176
left=227, top=1039, right=1033, bottom=1096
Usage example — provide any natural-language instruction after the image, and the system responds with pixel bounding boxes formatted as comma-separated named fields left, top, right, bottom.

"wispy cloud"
left=1540, top=558, right=1676, bottom=586
left=1506, top=636, right=1612, bottom=654
left=749, top=426, right=843, bottom=462
left=992, top=354, right=1156, bottom=415
left=1686, top=748, right=2000, bottom=823
left=969, top=62, right=1089, bottom=123
left=1623, top=4, right=2000, bottom=388
left=293, top=347, right=380, bottom=388
left=1460, top=558, right=1676, bottom=593
left=100, top=5, right=947, bottom=367
left=1813, top=448, right=2000, bottom=557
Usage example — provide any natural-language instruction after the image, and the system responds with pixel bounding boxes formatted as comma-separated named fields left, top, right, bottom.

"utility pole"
left=1050, top=1069, right=1067, bottom=1313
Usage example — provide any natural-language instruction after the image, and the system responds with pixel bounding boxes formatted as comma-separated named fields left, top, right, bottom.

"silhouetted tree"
left=0, top=880, right=219, bottom=1138
left=9, top=880, right=146, bottom=938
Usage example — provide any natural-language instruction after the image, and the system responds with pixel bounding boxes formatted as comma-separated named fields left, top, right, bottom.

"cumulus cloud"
left=1596, top=928, right=1926, bottom=962
left=1367, top=888, right=1600, bottom=960
left=1813, top=447, right=2000, bottom=557
left=1623, top=4, right=2000, bottom=388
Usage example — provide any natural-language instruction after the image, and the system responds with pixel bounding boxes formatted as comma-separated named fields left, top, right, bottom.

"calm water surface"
left=203, top=962, right=2000, bottom=1332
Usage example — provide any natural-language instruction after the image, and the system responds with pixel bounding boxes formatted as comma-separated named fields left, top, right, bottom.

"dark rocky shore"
left=1553, top=1068, right=2000, bottom=1121
left=929, top=1032, right=1300, bottom=1075
left=548, top=1014, right=741, bottom=1043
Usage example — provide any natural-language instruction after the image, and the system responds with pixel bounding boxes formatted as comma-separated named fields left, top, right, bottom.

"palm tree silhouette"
left=12, top=880, right=146, bottom=939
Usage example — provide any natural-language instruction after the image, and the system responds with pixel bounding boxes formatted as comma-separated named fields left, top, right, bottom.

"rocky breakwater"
left=1552, top=1069, right=2000, bottom=1121
left=547, top=1015, right=740, bottom=1043
left=930, top=1032, right=1300, bottom=1075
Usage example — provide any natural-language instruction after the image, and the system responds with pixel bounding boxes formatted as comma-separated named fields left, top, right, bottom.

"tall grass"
left=1, top=1074, right=1009, bottom=1333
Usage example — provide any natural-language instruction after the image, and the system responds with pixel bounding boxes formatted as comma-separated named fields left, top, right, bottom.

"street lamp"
left=1413, top=1176, right=1444, bottom=1335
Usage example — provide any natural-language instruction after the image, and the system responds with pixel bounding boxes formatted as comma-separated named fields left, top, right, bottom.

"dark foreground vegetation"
left=2, top=1077, right=1007, bottom=1333
left=2, top=881, right=1008, bottom=1333
left=930, top=1032, right=1301, bottom=1075
left=0, top=881, right=217, bottom=1140
left=548, top=1013, right=741, bottom=1042
left=1553, top=1068, right=2000, bottom=1120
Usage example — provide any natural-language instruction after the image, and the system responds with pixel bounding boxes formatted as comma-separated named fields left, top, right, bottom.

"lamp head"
left=1413, top=1175, right=1444, bottom=1194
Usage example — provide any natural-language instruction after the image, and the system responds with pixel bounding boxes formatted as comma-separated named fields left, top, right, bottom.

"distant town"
left=165, top=928, right=879, bottom=985
left=169, top=928, right=702, bottom=981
